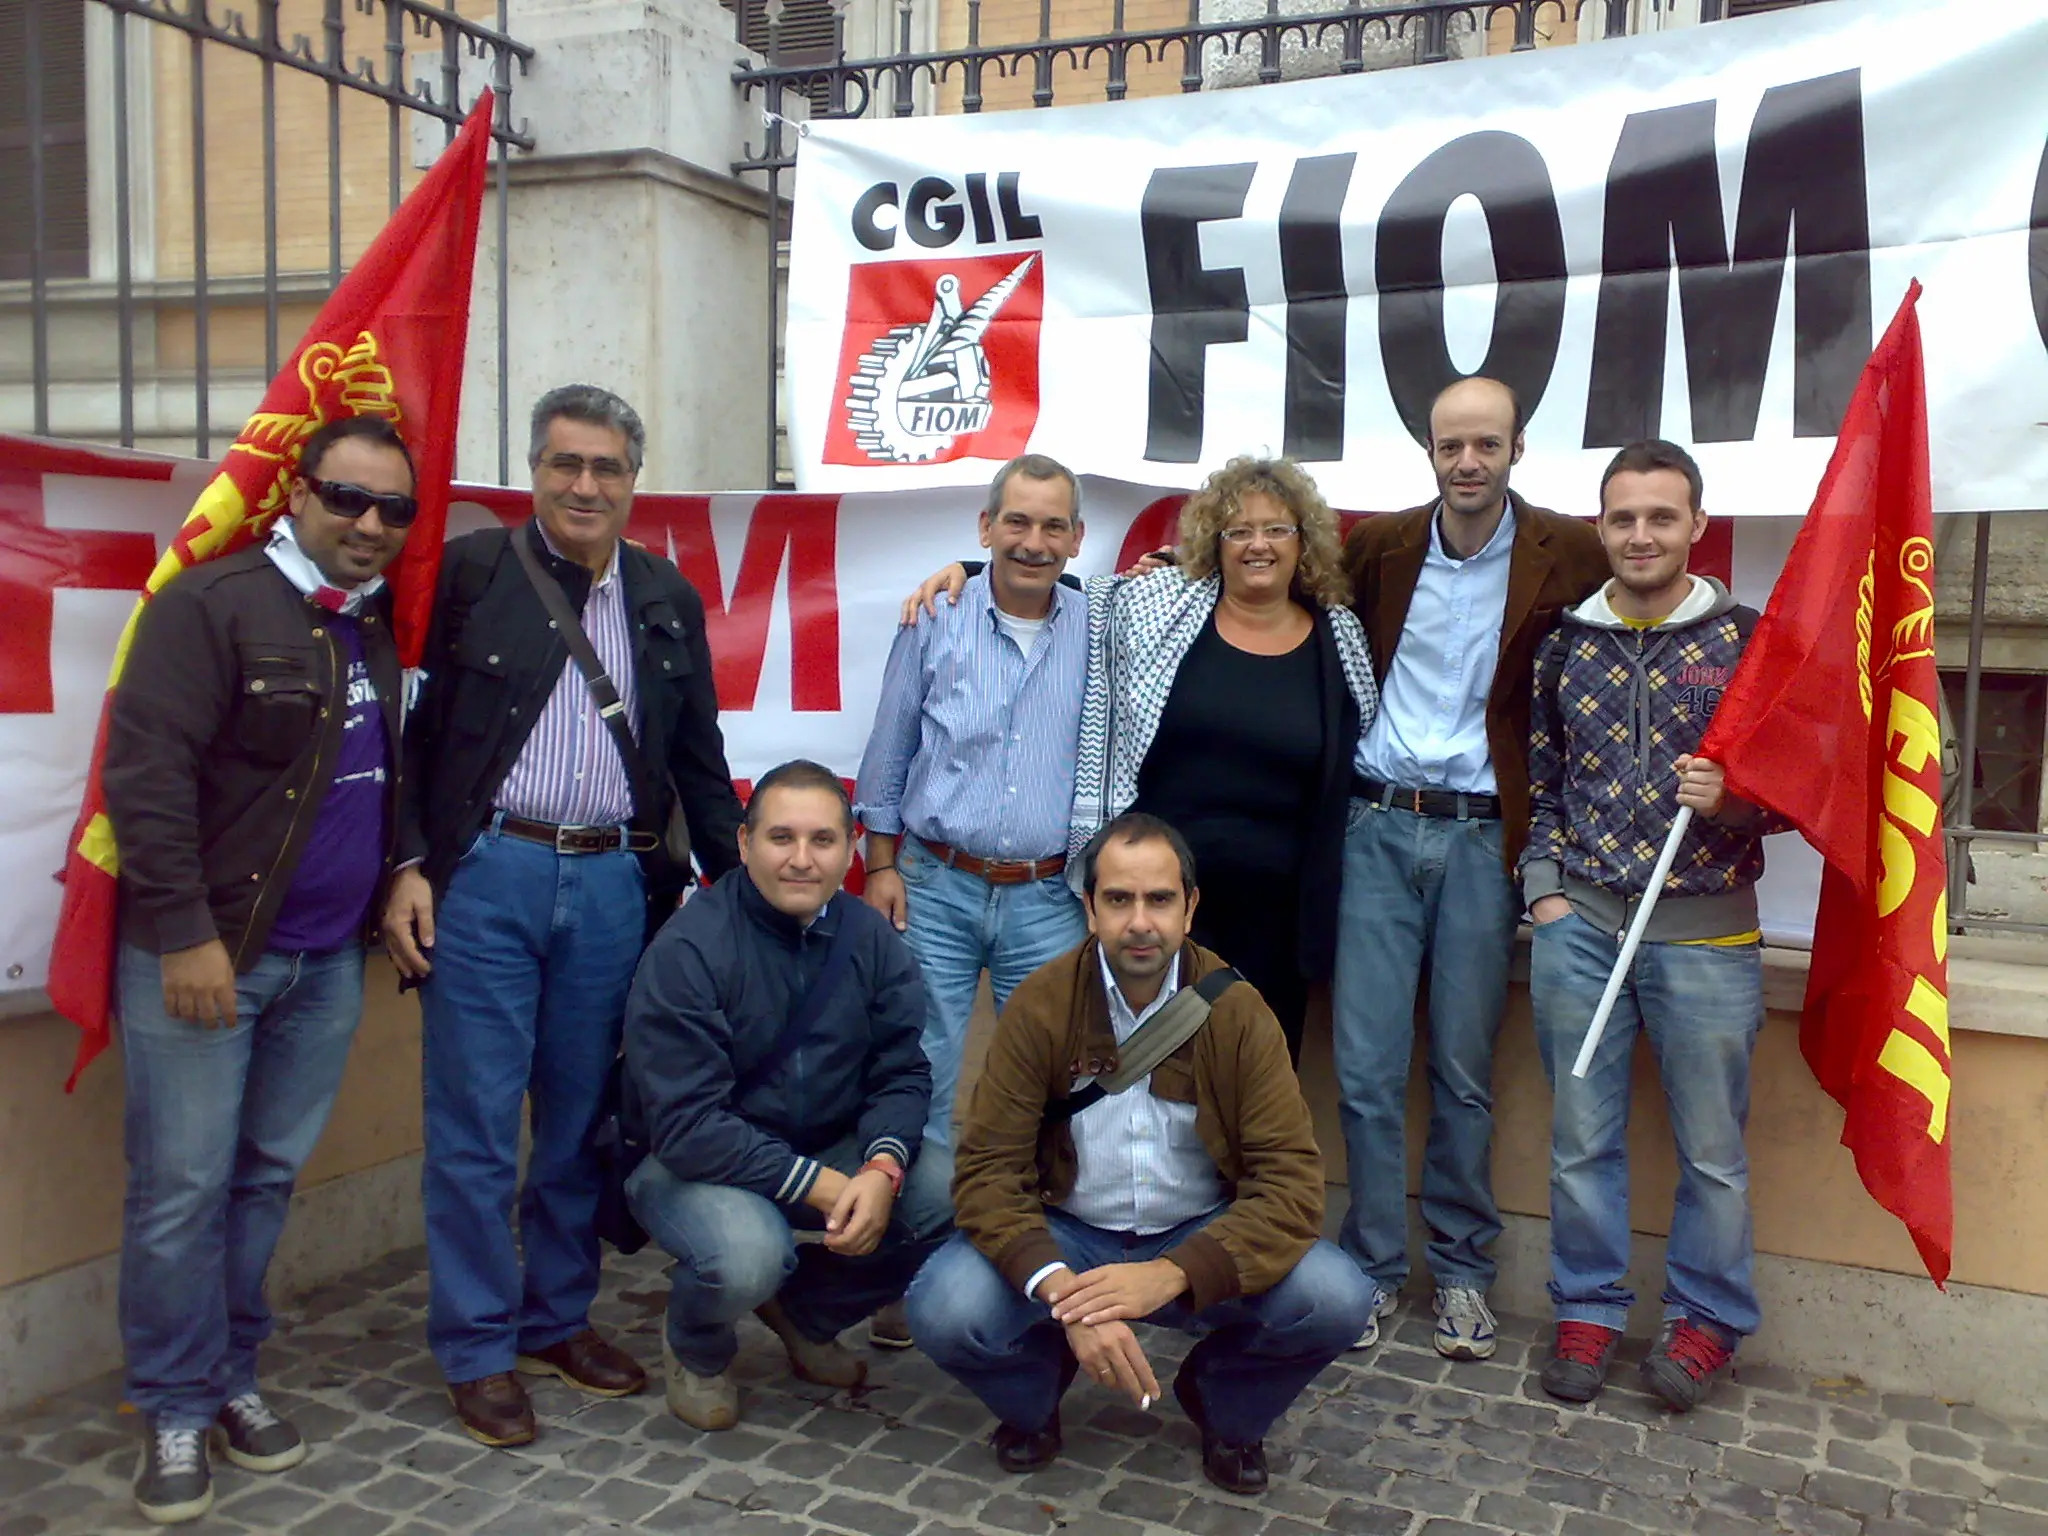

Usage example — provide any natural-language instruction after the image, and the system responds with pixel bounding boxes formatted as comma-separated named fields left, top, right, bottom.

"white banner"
left=0, top=435, right=1824, bottom=1002
left=786, top=0, right=2048, bottom=518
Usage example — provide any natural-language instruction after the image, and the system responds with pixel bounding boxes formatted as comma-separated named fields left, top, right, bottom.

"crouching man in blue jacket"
left=622, top=759, right=952, bottom=1429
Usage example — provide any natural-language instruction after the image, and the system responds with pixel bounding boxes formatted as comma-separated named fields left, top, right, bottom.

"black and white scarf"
left=1067, top=567, right=1380, bottom=865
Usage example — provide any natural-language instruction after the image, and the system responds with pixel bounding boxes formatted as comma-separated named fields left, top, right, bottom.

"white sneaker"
left=1432, top=1286, right=1498, bottom=1360
left=1349, top=1286, right=1399, bottom=1351
left=661, top=1334, right=738, bottom=1431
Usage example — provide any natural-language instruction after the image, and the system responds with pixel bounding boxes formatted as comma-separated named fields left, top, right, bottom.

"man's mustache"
left=1006, top=552, right=1059, bottom=567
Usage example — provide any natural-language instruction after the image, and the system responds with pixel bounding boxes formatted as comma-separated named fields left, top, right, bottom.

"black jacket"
left=623, top=871, right=932, bottom=1208
left=397, top=521, right=745, bottom=904
left=104, top=545, right=404, bottom=967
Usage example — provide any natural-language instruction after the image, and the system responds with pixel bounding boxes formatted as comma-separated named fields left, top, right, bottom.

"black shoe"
left=134, top=1423, right=212, bottom=1525
left=1541, top=1322, right=1622, bottom=1404
left=1173, top=1368, right=1269, bottom=1495
left=993, top=1414, right=1061, bottom=1473
left=213, top=1391, right=307, bottom=1472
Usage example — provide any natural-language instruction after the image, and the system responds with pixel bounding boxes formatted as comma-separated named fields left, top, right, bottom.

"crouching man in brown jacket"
left=905, top=812, right=1373, bottom=1496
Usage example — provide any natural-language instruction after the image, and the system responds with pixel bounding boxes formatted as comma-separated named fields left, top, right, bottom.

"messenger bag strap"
left=510, top=524, right=660, bottom=831
left=730, top=902, right=862, bottom=1104
left=1041, top=966, right=1242, bottom=1127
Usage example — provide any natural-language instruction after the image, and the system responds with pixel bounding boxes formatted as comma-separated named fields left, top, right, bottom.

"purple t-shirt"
left=268, top=617, right=390, bottom=953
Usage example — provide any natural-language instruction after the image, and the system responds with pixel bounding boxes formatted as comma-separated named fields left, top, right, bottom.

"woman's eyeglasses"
left=303, top=475, right=420, bottom=529
left=1219, top=523, right=1301, bottom=545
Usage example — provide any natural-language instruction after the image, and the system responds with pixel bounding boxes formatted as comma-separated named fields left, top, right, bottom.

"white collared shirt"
left=1355, top=503, right=1517, bottom=793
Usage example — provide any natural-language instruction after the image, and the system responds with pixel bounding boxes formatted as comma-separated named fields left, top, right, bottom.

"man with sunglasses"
left=104, top=414, right=416, bottom=1524
left=384, top=383, right=746, bottom=1448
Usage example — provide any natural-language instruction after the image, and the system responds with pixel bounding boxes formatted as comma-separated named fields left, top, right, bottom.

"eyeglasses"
left=1219, top=522, right=1301, bottom=545
left=302, top=475, right=419, bottom=529
left=540, top=453, right=634, bottom=485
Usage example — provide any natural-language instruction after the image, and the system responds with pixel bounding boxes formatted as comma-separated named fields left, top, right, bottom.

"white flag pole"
left=1569, top=805, right=1695, bottom=1079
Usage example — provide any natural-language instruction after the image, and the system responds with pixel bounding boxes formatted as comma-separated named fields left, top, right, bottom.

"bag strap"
left=1042, top=966, right=1242, bottom=1127
left=731, top=902, right=862, bottom=1103
left=510, top=524, right=661, bottom=831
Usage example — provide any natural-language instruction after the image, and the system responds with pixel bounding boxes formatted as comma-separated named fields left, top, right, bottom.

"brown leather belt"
left=918, top=837, right=1066, bottom=886
left=1352, top=775, right=1502, bottom=821
left=499, top=814, right=658, bottom=855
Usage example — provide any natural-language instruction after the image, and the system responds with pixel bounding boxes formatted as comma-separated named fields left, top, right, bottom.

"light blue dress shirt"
left=853, top=570, right=1085, bottom=861
left=1354, top=505, right=1516, bottom=793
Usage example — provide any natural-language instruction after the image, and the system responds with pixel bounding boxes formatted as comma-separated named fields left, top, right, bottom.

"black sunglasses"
left=302, top=474, right=420, bottom=529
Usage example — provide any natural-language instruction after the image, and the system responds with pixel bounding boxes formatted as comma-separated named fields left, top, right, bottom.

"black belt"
left=1352, top=775, right=1502, bottom=820
left=498, top=814, right=658, bottom=855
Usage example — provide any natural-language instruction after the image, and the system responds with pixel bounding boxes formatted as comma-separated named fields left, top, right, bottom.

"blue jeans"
left=906, top=1209, right=1373, bottom=1445
left=1332, top=800, right=1518, bottom=1292
left=1528, top=909, right=1763, bottom=1342
left=117, top=941, right=365, bottom=1428
left=896, top=835, right=1087, bottom=1149
left=420, top=822, right=647, bottom=1382
left=626, top=1135, right=954, bottom=1375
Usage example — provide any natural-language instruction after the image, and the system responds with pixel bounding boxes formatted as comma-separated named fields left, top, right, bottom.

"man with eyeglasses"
left=383, top=383, right=745, bottom=1447
left=104, top=415, right=417, bottom=1524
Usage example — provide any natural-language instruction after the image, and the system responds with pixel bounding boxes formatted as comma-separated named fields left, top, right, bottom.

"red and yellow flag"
left=47, top=91, right=497, bottom=1088
left=1698, top=281, right=1953, bottom=1284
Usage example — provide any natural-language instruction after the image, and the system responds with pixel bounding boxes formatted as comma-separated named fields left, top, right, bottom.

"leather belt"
left=498, top=814, right=659, bottom=855
left=918, top=837, right=1066, bottom=886
left=1352, top=775, right=1502, bottom=821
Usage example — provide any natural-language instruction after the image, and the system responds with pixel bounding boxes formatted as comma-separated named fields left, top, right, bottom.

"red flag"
left=1698, top=281, right=1953, bottom=1284
left=46, top=92, right=497, bottom=1088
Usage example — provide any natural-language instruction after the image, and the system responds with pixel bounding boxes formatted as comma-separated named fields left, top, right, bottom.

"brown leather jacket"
left=951, top=938, right=1326, bottom=1313
left=1342, top=492, right=1608, bottom=870
left=104, top=546, right=403, bottom=968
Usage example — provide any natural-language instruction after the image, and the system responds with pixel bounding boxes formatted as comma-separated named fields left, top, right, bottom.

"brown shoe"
left=515, top=1329, right=647, bottom=1397
left=447, top=1372, right=536, bottom=1447
left=755, top=1298, right=866, bottom=1390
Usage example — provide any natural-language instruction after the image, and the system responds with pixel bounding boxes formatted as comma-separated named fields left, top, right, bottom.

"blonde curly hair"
left=1175, top=456, right=1352, bottom=610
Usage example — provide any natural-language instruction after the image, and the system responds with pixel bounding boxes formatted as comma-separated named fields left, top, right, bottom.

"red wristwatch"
left=859, top=1156, right=905, bottom=1196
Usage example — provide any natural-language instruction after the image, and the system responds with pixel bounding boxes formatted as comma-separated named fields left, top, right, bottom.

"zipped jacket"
left=622, top=870, right=932, bottom=1208
left=1521, top=575, right=1785, bottom=942
left=104, top=546, right=403, bottom=967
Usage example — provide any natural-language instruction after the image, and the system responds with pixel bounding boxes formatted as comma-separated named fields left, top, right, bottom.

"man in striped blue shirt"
left=854, top=455, right=1091, bottom=1175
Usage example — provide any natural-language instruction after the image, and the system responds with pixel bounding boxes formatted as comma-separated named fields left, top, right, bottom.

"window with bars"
left=0, top=0, right=89, bottom=282
left=725, top=0, right=844, bottom=113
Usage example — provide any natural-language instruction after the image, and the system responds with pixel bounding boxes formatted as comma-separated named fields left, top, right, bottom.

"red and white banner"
left=785, top=0, right=2048, bottom=517
left=0, top=432, right=1824, bottom=1000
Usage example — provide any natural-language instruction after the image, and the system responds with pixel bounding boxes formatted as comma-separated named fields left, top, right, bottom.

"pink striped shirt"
left=493, top=533, right=640, bottom=827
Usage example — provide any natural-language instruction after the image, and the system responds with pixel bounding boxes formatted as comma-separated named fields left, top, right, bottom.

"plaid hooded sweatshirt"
left=1521, top=574, right=1785, bottom=943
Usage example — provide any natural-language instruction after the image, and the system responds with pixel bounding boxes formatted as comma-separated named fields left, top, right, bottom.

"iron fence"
left=6, top=0, right=532, bottom=479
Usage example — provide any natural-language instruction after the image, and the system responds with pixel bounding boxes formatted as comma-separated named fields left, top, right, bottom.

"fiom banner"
left=784, top=0, right=2048, bottom=517
left=0, top=433, right=1825, bottom=1002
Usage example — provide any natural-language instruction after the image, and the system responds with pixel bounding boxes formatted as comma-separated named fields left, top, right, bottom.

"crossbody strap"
left=731, top=904, right=862, bottom=1103
left=1041, top=966, right=1242, bottom=1127
left=510, top=525, right=660, bottom=830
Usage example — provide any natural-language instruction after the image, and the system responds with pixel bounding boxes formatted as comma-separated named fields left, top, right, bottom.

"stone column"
left=458, top=0, right=777, bottom=491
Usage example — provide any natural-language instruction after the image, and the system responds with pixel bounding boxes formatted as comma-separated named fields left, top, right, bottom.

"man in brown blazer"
left=1331, top=376, right=1609, bottom=1362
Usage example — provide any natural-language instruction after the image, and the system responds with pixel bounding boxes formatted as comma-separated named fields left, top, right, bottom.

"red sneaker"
left=1643, top=1319, right=1735, bottom=1412
left=1540, top=1321, right=1621, bottom=1402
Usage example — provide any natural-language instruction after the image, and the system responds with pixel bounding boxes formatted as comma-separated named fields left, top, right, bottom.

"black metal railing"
left=7, top=0, right=533, bottom=480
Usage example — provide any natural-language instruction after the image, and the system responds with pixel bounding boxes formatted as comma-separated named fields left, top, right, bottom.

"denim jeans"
left=896, top=835, right=1088, bottom=1149
left=626, top=1135, right=954, bottom=1375
left=117, top=941, right=365, bottom=1429
left=1331, top=800, right=1518, bottom=1293
left=1528, top=909, right=1764, bottom=1342
left=420, top=822, right=647, bottom=1382
left=906, top=1209, right=1373, bottom=1445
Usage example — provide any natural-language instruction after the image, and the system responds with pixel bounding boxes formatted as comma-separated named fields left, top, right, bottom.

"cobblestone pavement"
left=5, top=1244, right=2047, bottom=1536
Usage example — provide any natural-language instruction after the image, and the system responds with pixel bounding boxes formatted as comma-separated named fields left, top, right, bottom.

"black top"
left=1133, top=615, right=1324, bottom=883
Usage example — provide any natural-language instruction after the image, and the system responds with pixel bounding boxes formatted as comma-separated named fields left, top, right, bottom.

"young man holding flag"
left=1520, top=439, right=1781, bottom=1411
left=105, top=417, right=417, bottom=1523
